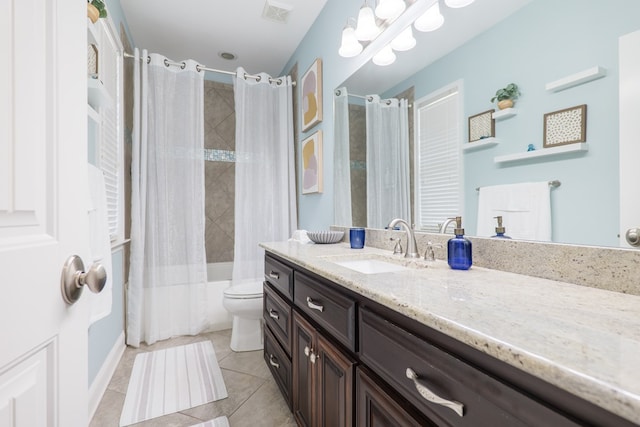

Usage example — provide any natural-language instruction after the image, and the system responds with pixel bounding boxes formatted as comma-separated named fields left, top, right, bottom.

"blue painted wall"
left=282, top=0, right=370, bottom=230
left=287, top=0, right=640, bottom=246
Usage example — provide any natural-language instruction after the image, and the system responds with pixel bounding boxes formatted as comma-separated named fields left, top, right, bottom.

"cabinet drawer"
left=294, top=272, right=356, bottom=352
left=264, top=256, right=293, bottom=301
left=264, top=325, right=292, bottom=410
left=359, top=308, right=579, bottom=427
left=264, top=281, right=292, bottom=356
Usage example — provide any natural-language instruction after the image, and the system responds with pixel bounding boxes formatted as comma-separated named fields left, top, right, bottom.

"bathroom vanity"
left=261, top=241, right=640, bottom=426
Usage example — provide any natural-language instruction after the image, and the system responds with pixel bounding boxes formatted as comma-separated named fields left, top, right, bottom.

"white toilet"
left=222, top=281, right=264, bottom=352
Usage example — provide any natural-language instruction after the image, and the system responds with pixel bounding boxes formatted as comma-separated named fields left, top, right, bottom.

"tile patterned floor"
left=90, top=329, right=296, bottom=427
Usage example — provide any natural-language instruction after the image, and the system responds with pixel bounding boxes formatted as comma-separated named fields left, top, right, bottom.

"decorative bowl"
left=307, top=230, right=345, bottom=244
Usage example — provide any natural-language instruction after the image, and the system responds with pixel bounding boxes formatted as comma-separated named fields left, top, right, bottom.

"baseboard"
left=88, top=331, right=126, bottom=420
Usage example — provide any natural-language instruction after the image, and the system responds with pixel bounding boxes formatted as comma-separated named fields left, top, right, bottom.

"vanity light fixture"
left=445, top=0, right=475, bottom=8
left=355, top=2, right=380, bottom=41
left=375, top=0, right=406, bottom=20
left=390, top=26, right=416, bottom=51
left=414, top=1, right=444, bottom=32
left=339, top=21, right=364, bottom=57
left=340, top=0, right=475, bottom=66
left=372, top=44, right=397, bottom=66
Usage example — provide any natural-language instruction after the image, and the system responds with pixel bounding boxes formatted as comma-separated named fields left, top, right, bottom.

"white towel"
left=87, top=164, right=113, bottom=324
left=477, top=182, right=551, bottom=241
left=289, top=229, right=314, bottom=244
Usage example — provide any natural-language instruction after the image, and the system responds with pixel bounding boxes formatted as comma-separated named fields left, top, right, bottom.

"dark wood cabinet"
left=264, top=253, right=635, bottom=427
left=356, top=367, right=432, bottom=427
left=293, top=311, right=355, bottom=427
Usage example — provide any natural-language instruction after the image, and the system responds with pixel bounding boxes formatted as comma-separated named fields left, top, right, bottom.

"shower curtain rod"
left=335, top=88, right=412, bottom=107
left=123, top=51, right=295, bottom=86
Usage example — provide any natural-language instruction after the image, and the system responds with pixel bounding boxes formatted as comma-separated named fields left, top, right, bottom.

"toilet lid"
left=223, top=282, right=263, bottom=299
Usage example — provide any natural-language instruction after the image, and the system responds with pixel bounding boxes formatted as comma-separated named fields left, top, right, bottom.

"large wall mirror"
left=334, top=0, right=640, bottom=248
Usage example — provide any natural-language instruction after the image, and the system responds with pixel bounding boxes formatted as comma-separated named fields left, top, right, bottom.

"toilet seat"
left=223, top=282, right=263, bottom=299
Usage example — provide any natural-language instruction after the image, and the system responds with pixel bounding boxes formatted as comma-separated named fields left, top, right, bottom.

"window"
left=414, top=82, right=463, bottom=232
left=88, top=17, right=124, bottom=243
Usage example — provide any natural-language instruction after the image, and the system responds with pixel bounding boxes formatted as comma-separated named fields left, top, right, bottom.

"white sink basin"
left=333, top=259, right=410, bottom=274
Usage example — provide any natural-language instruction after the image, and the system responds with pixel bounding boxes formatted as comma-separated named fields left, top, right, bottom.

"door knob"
left=625, top=228, right=640, bottom=247
left=60, top=255, right=107, bottom=304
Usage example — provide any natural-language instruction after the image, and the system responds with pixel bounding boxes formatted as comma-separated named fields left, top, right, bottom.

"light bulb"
left=355, top=5, right=380, bottom=41
left=445, top=0, right=475, bottom=8
left=375, top=0, right=406, bottom=20
left=414, top=1, right=444, bottom=32
left=338, top=26, right=363, bottom=57
left=372, top=44, right=396, bottom=66
left=391, top=26, right=416, bottom=51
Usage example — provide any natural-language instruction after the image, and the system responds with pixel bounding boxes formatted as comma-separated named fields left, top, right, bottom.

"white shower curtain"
left=333, top=88, right=352, bottom=227
left=128, top=49, right=207, bottom=347
left=232, top=67, right=297, bottom=284
left=366, top=95, right=411, bottom=229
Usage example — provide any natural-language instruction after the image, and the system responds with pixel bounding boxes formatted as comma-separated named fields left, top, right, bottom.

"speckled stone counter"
left=260, top=241, right=640, bottom=425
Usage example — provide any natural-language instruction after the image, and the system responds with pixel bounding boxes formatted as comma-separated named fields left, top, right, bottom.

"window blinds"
left=415, top=88, right=462, bottom=232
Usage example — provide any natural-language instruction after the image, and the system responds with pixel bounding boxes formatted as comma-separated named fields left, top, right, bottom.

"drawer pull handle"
left=310, top=351, right=319, bottom=364
left=269, top=271, right=280, bottom=279
left=406, top=368, right=464, bottom=417
left=304, top=346, right=311, bottom=357
left=268, top=309, right=279, bottom=320
left=269, top=354, right=280, bottom=369
left=306, top=296, right=324, bottom=312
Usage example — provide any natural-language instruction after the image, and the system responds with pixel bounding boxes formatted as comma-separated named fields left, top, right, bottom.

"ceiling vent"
left=262, top=0, right=293, bottom=23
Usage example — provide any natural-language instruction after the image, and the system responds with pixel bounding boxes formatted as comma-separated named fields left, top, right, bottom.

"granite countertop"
left=260, top=241, right=640, bottom=425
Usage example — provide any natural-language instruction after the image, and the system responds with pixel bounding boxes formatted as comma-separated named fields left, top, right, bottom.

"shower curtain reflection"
left=366, top=95, right=411, bottom=229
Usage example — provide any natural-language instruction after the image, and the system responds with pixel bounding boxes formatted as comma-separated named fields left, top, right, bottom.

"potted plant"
left=490, top=83, right=520, bottom=110
left=87, top=0, right=107, bottom=23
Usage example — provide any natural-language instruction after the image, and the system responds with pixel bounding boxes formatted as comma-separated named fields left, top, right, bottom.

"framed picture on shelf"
left=468, top=110, right=495, bottom=142
left=543, top=104, right=587, bottom=148
left=301, top=58, right=323, bottom=132
left=301, top=130, right=323, bottom=194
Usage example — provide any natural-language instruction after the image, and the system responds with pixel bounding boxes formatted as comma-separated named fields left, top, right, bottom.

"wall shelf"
left=492, top=108, right=517, bottom=121
left=494, top=143, right=589, bottom=164
left=87, top=18, right=99, bottom=46
left=87, top=104, right=100, bottom=123
left=545, top=66, right=606, bottom=92
left=463, top=137, right=499, bottom=152
left=88, top=78, right=113, bottom=109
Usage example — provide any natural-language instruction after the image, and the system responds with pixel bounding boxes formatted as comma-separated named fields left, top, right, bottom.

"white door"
left=0, top=1, right=91, bottom=426
left=619, top=30, right=640, bottom=249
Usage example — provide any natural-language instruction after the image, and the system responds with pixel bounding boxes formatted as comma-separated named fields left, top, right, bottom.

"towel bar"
left=476, top=180, right=561, bottom=192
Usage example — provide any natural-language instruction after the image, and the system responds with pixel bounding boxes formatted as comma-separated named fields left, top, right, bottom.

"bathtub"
left=205, top=262, right=234, bottom=331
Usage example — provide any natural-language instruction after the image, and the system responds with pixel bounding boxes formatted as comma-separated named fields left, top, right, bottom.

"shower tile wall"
left=349, top=104, right=366, bottom=227
left=204, top=80, right=236, bottom=263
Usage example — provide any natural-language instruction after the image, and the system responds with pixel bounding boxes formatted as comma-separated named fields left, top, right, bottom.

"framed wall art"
left=301, top=130, right=323, bottom=194
left=301, top=58, right=323, bottom=132
left=543, top=104, right=587, bottom=148
left=468, top=109, right=495, bottom=142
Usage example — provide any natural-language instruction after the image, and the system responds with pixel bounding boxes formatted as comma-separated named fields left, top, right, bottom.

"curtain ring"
left=367, top=96, right=374, bottom=102
left=146, top=56, right=151, bottom=64
left=256, top=75, right=262, bottom=82
left=196, top=64, right=202, bottom=72
left=181, top=62, right=186, bottom=70
left=385, top=99, right=392, bottom=105
left=163, top=58, right=170, bottom=67
left=335, top=89, right=342, bottom=96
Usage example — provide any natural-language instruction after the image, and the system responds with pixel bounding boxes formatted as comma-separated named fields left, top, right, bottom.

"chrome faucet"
left=439, top=217, right=457, bottom=234
left=387, top=218, right=420, bottom=258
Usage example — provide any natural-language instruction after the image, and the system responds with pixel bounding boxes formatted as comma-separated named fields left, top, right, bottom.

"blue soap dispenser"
left=447, top=216, right=472, bottom=270
left=492, top=216, right=512, bottom=239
